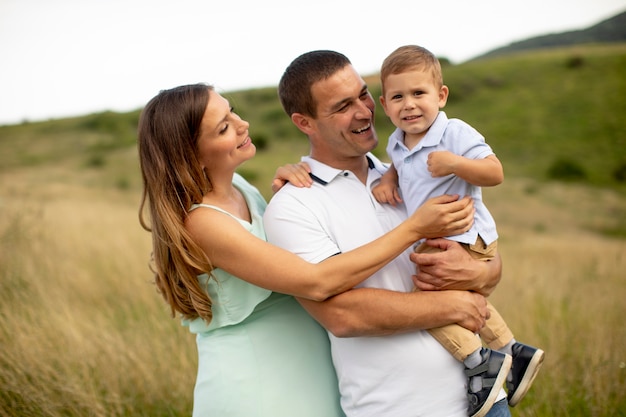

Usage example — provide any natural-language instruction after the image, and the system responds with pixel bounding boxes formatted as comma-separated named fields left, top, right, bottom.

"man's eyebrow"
left=329, top=97, right=352, bottom=112
left=329, top=85, right=368, bottom=113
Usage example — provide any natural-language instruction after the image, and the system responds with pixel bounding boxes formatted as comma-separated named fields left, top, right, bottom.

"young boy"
left=373, top=45, right=545, bottom=417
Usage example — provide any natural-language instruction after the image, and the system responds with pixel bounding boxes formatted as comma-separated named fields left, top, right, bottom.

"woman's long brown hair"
left=137, top=84, right=215, bottom=322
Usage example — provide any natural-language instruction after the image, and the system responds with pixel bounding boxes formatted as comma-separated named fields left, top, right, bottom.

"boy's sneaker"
left=507, top=343, right=545, bottom=407
left=466, top=348, right=512, bottom=417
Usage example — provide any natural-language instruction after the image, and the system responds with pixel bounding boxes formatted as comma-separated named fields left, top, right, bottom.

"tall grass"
left=1, top=164, right=624, bottom=416
left=484, top=180, right=626, bottom=416
left=0, top=174, right=196, bottom=417
left=494, top=235, right=626, bottom=416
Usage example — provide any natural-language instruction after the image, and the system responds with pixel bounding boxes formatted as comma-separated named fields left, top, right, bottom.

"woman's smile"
left=237, top=136, right=252, bottom=149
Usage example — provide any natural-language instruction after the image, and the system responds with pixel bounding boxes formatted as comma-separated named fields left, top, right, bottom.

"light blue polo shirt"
left=386, top=111, right=498, bottom=246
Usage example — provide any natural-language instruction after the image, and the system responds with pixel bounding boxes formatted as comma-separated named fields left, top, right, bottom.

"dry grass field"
left=1, top=155, right=625, bottom=416
left=2, top=41, right=625, bottom=416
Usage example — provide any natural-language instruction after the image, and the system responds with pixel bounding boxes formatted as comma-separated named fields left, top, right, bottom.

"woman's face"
left=196, top=90, right=255, bottom=174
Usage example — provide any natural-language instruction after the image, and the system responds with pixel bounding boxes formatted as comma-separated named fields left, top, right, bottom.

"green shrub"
left=86, top=154, right=106, bottom=168
left=547, top=157, right=587, bottom=181
left=612, top=162, right=626, bottom=182
left=237, top=168, right=258, bottom=182
left=251, top=132, right=268, bottom=150
left=565, top=55, right=585, bottom=69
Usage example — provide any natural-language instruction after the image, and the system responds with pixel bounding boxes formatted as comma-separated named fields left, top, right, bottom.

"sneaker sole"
left=508, top=348, right=545, bottom=407
left=471, top=353, right=512, bottom=417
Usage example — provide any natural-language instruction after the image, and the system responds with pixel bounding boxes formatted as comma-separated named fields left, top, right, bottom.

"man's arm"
left=297, top=239, right=499, bottom=338
left=297, top=287, right=488, bottom=338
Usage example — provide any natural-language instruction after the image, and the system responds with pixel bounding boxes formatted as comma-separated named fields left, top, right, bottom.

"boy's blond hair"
left=380, top=45, right=444, bottom=95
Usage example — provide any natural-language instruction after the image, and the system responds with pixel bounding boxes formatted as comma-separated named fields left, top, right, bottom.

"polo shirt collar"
left=389, top=111, right=449, bottom=152
left=301, top=154, right=381, bottom=186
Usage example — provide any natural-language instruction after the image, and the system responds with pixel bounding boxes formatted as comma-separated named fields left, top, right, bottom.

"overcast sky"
left=1, top=0, right=625, bottom=125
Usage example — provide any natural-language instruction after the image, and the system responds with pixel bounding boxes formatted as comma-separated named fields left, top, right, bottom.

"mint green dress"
left=184, top=174, right=344, bottom=417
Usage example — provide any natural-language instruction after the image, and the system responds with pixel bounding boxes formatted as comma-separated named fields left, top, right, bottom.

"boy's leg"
left=480, top=302, right=515, bottom=350
left=417, top=241, right=510, bottom=417
left=428, top=324, right=482, bottom=362
left=478, top=303, right=546, bottom=406
left=465, top=240, right=516, bottom=351
left=428, top=324, right=510, bottom=417
left=465, top=239, right=545, bottom=407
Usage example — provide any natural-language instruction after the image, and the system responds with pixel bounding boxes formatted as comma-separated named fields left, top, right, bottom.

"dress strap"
left=189, top=203, right=237, bottom=220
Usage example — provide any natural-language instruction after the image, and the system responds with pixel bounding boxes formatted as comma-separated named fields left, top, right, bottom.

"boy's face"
left=380, top=68, right=448, bottom=145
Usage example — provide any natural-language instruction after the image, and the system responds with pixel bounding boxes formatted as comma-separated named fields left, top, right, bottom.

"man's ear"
left=291, top=113, right=314, bottom=135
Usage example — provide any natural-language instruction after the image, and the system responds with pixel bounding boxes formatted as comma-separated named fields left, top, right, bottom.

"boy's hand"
left=271, top=162, right=313, bottom=193
left=427, top=151, right=459, bottom=177
left=372, top=180, right=403, bottom=206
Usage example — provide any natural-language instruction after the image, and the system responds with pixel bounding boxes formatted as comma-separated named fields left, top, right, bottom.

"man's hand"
left=410, top=238, right=501, bottom=296
left=447, top=290, right=490, bottom=333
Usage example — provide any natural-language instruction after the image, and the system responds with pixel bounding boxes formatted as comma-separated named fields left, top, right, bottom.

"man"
left=263, top=50, right=510, bottom=417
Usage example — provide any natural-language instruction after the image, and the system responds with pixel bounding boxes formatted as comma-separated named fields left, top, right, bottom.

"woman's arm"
left=185, top=194, right=474, bottom=301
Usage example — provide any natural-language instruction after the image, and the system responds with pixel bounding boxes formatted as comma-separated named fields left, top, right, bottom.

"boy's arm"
left=428, top=152, right=503, bottom=187
left=372, top=164, right=403, bottom=206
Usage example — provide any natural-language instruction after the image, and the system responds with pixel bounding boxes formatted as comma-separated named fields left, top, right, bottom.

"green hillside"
left=1, top=43, right=625, bottom=195
left=476, top=10, right=626, bottom=59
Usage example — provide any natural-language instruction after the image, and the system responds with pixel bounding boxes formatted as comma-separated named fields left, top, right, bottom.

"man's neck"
left=309, top=152, right=370, bottom=184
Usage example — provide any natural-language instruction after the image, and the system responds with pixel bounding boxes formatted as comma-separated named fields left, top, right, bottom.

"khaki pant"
left=415, top=237, right=514, bottom=362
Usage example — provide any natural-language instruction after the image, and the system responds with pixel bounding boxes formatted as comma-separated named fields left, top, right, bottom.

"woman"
left=137, top=83, right=472, bottom=416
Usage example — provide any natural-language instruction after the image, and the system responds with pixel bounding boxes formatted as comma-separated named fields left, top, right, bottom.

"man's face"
left=308, top=65, right=378, bottom=163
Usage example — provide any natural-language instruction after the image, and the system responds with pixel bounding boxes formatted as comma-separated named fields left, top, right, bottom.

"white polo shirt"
left=263, top=154, right=469, bottom=417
